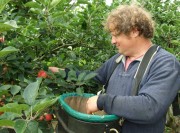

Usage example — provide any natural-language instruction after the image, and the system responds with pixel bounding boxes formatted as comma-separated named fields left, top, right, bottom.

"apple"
left=44, top=114, right=53, bottom=121
left=37, top=70, right=47, bottom=78
left=0, top=36, right=4, bottom=43
left=38, top=115, right=44, bottom=121
left=0, top=102, right=4, bottom=106
left=0, top=112, right=4, bottom=115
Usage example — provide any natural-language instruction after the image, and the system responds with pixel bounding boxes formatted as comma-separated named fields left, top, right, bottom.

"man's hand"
left=86, top=95, right=99, bottom=114
left=49, top=67, right=64, bottom=73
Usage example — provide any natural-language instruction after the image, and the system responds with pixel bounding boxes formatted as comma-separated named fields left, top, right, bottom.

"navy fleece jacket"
left=95, top=47, right=180, bottom=133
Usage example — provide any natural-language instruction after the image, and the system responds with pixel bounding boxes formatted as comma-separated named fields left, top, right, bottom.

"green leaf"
left=14, top=119, right=27, bottom=133
left=0, top=0, right=11, bottom=13
left=4, top=20, right=19, bottom=28
left=0, top=103, right=29, bottom=114
left=76, top=87, right=84, bottom=95
left=23, top=81, right=40, bottom=105
left=0, top=112, right=21, bottom=120
left=36, top=77, right=43, bottom=86
left=0, top=46, right=19, bottom=58
left=83, top=72, right=97, bottom=81
left=58, top=69, right=66, bottom=78
left=171, top=40, right=180, bottom=46
left=25, top=1, right=41, bottom=9
left=0, top=120, right=14, bottom=127
left=77, top=72, right=86, bottom=82
left=77, top=0, right=90, bottom=4
left=0, top=85, right=12, bottom=90
left=10, top=85, right=21, bottom=96
left=0, top=23, right=14, bottom=32
left=38, top=128, right=43, bottom=133
left=49, top=0, right=61, bottom=11
left=29, top=97, right=58, bottom=116
left=24, top=120, right=38, bottom=133
left=0, top=20, right=18, bottom=32
left=37, top=0, right=47, bottom=5
left=67, top=70, right=77, bottom=82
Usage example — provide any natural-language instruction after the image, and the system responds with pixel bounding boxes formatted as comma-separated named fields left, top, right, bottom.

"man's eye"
left=112, top=35, right=118, bottom=38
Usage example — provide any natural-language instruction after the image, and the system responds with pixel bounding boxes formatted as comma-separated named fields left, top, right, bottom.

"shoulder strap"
left=172, top=92, right=180, bottom=116
left=131, top=45, right=159, bottom=95
left=102, top=55, right=123, bottom=93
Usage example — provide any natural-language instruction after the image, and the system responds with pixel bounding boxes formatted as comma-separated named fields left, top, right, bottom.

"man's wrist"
left=97, top=94, right=106, bottom=110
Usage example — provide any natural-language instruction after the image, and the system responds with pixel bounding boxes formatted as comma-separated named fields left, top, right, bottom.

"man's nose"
left=111, top=36, right=116, bottom=45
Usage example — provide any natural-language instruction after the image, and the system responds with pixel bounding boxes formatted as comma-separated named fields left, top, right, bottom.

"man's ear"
left=130, top=28, right=139, bottom=38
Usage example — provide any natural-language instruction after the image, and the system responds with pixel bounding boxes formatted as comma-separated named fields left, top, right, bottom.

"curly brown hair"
left=104, top=4, right=155, bottom=38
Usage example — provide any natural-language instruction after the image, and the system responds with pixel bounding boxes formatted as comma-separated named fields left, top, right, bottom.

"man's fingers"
left=49, top=67, right=59, bottom=73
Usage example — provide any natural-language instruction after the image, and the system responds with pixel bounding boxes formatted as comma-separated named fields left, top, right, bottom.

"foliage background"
left=0, top=0, right=180, bottom=83
left=0, top=0, right=179, bottom=132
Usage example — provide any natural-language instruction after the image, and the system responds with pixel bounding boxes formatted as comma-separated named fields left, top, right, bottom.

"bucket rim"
left=58, top=93, right=119, bottom=122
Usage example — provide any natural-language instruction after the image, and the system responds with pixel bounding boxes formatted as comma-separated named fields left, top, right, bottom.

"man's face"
left=111, top=32, right=134, bottom=56
left=111, top=25, right=139, bottom=56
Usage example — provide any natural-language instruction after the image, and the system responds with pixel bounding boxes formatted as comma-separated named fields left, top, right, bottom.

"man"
left=85, top=4, right=180, bottom=133
left=49, top=4, right=180, bottom=133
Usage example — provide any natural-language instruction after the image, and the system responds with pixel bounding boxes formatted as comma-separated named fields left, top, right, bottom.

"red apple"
left=0, top=36, right=4, bottom=43
left=0, top=102, right=4, bottom=106
left=0, top=112, right=4, bottom=115
left=38, top=115, right=44, bottom=121
left=37, top=70, right=47, bottom=78
left=45, top=114, right=53, bottom=121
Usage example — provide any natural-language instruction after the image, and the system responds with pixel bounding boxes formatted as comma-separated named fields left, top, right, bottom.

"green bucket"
left=58, top=92, right=119, bottom=122
left=56, top=93, right=121, bottom=133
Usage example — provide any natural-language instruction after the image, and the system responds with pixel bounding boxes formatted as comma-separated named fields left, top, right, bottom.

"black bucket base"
left=55, top=106, right=121, bottom=133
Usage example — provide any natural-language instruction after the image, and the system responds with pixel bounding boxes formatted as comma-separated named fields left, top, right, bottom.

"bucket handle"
left=110, top=128, right=119, bottom=133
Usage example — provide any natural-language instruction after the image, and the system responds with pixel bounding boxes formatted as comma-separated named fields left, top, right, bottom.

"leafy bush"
left=0, top=0, right=179, bottom=132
